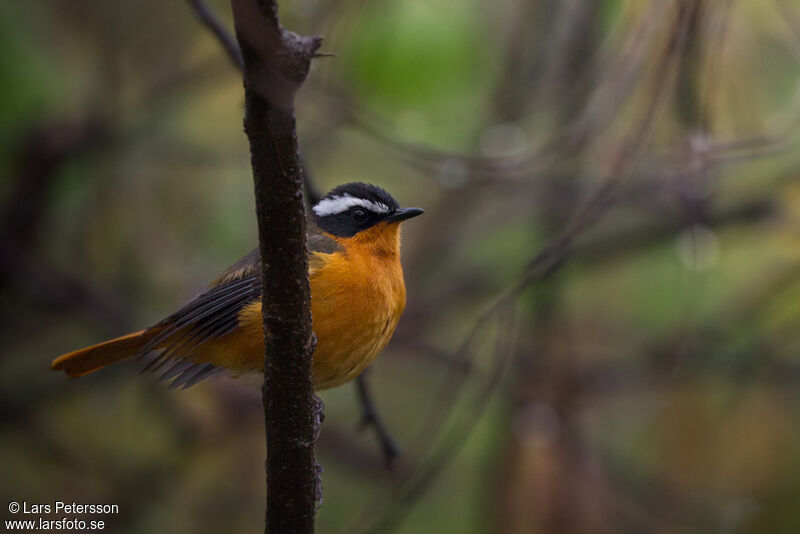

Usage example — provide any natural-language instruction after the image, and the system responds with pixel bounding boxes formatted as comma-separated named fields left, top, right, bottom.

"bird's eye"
left=351, top=208, right=368, bottom=223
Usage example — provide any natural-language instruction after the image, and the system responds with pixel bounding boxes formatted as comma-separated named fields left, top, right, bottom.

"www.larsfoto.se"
left=5, top=517, right=107, bottom=531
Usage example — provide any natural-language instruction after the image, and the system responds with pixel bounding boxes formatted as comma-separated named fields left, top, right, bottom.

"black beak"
left=386, top=207, right=424, bottom=223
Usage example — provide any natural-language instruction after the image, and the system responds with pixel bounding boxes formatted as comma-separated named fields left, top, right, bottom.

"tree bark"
left=230, top=1, right=321, bottom=532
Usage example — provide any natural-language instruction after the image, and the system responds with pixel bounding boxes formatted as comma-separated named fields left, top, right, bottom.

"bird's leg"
left=312, top=393, right=325, bottom=508
left=314, top=462, right=324, bottom=508
left=312, top=393, right=325, bottom=442
left=356, top=372, right=400, bottom=468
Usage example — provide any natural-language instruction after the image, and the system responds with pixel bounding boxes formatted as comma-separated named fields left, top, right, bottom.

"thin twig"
left=356, top=372, right=400, bottom=468
left=188, top=0, right=243, bottom=69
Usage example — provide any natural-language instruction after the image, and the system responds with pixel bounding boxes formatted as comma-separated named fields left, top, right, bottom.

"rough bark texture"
left=230, top=1, right=321, bottom=532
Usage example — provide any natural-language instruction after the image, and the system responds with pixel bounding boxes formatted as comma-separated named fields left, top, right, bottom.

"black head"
left=312, top=182, right=423, bottom=238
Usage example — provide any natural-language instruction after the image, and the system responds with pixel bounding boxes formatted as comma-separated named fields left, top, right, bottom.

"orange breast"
left=206, top=223, right=407, bottom=390
left=308, top=247, right=406, bottom=389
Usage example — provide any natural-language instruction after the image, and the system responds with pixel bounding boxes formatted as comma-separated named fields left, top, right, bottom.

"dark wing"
left=138, top=274, right=262, bottom=388
left=212, top=225, right=340, bottom=284
left=210, top=248, right=261, bottom=285
left=139, top=228, right=342, bottom=389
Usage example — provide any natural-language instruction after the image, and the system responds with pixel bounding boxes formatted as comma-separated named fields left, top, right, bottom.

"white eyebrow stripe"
left=312, top=194, right=391, bottom=217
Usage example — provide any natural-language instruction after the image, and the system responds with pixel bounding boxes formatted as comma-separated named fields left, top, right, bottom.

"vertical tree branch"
left=230, top=1, right=321, bottom=532
left=187, top=0, right=398, bottom=469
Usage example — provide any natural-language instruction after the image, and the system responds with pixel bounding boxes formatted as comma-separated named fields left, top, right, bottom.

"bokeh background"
left=3, top=0, right=800, bottom=532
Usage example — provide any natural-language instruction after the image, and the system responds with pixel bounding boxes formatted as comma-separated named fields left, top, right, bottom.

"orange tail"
left=52, top=330, right=152, bottom=378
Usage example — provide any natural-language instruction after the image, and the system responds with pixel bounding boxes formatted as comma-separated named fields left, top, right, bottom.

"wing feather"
left=139, top=229, right=342, bottom=388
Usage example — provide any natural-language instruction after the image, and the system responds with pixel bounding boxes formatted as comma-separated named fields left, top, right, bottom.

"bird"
left=52, top=182, right=423, bottom=391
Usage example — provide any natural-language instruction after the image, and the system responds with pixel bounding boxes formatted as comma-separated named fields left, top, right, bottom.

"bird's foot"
left=312, top=394, right=325, bottom=443
left=314, top=462, right=324, bottom=509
